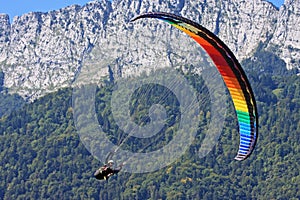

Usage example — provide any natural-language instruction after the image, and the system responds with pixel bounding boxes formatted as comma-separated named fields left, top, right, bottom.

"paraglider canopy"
left=131, top=12, right=258, bottom=161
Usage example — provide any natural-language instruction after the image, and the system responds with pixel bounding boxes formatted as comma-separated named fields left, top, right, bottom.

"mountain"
left=0, top=1, right=300, bottom=199
left=0, top=0, right=299, bottom=101
left=0, top=64, right=299, bottom=199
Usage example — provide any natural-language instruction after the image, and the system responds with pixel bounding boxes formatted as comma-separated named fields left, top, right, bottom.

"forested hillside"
left=0, top=51, right=299, bottom=199
left=0, top=70, right=25, bottom=117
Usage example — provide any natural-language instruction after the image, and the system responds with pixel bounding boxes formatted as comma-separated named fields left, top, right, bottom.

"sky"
left=0, top=0, right=285, bottom=21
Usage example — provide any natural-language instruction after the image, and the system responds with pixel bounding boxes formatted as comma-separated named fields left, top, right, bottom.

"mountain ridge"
left=0, top=0, right=299, bottom=101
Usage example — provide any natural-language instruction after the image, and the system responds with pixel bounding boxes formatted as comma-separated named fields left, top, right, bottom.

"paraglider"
left=94, top=160, right=125, bottom=181
left=131, top=12, right=258, bottom=161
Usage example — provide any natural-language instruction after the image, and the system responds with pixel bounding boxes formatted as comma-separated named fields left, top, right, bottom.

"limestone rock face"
left=269, top=0, right=300, bottom=69
left=0, top=0, right=298, bottom=100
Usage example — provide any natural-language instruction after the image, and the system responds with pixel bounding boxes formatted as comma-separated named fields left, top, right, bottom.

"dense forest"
left=0, top=49, right=299, bottom=199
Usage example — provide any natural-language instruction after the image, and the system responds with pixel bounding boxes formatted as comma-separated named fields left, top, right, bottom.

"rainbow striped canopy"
left=131, top=12, right=258, bottom=161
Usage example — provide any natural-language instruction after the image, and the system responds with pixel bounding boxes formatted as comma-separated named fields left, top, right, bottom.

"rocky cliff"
left=0, top=0, right=299, bottom=100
